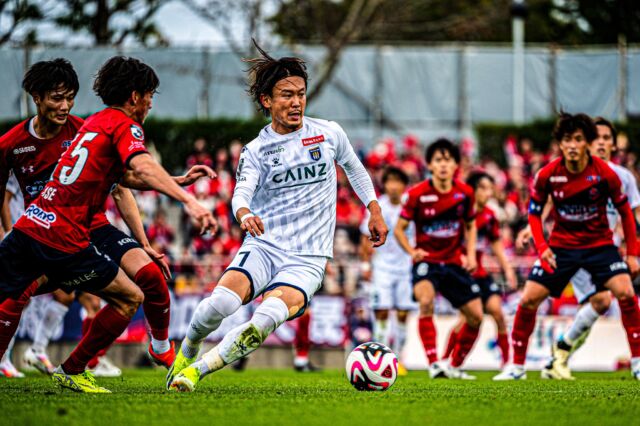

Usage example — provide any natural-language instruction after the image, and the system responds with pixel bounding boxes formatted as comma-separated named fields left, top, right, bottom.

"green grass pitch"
left=2, top=369, right=639, bottom=426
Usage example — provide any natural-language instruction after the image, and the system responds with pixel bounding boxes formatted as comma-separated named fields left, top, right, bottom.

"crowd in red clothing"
left=104, top=131, right=639, bottom=297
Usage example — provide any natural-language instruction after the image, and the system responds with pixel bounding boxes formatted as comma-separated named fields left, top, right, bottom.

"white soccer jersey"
left=5, top=173, right=24, bottom=225
left=607, top=161, right=640, bottom=232
left=360, top=194, right=413, bottom=273
left=232, top=117, right=377, bottom=258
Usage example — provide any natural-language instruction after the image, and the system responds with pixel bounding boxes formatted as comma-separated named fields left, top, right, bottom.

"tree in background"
left=0, top=0, right=43, bottom=45
left=54, top=0, right=168, bottom=46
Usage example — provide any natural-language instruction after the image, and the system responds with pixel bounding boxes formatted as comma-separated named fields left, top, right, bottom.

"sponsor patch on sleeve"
left=130, top=125, right=144, bottom=140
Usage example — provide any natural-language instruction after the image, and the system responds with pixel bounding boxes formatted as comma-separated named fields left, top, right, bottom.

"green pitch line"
left=1, top=369, right=639, bottom=426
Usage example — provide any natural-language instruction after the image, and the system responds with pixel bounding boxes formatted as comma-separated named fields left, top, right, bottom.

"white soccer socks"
left=182, top=286, right=242, bottom=359
left=563, top=303, right=599, bottom=346
left=195, top=297, right=289, bottom=377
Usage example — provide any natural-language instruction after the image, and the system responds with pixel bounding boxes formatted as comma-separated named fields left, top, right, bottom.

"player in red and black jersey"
left=442, top=172, right=517, bottom=367
left=494, top=113, right=640, bottom=381
left=0, top=56, right=217, bottom=392
left=394, top=139, right=483, bottom=379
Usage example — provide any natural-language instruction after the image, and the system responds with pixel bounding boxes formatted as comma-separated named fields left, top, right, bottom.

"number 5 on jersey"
left=59, top=132, right=98, bottom=185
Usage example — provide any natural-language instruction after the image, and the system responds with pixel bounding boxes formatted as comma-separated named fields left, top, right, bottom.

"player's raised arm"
left=128, top=153, right=217, bottom=235
left=111, top=185, right=171, bottom=278
left=122, top=164, right=216, bottom=190
left=231, top=146, right=264, bottom=237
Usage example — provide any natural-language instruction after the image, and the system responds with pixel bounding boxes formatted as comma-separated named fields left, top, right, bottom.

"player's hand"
left=505, top=267, right=518, bottom=289
left=180, top=165, right=216, bottom=186
left=626, top=255, right=640, bottom=279
left=540, top=247, right=557, bottom=272
left=411, top=248, right=428, bottom=263
left=241, top=214, right=265, bottom=237
left=143, top=244, right=172, bottom=279
left=185, top=200, right=218, bottom=235
left=368, top=206, right=388, bottom=248
left=464, top=254, right=478, bottom=274
left=516, top=227, right=532, bottom=251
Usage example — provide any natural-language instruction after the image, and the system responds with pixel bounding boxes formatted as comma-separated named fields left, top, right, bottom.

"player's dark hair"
left=593, top=116, right=617, bottom=146
left=93, top=56, right=159, bottom=106
left=466, top=171, right=495, bottom=190
left=244, top=39, right=308, bottom=116
left=382, top=166, right=409, bottom=186
left=425, top=138, right=460, bottom=164
left=552, top=112, right=597, bottom=143
left=22, top=58, right=79, bottom=98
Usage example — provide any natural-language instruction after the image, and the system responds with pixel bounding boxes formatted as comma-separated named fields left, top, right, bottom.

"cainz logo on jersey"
left=24, top=205, right=57, bottom=229
left=272, top=163, right=328, bottom=185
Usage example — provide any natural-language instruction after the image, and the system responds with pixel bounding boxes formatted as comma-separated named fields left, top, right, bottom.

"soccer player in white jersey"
left=167, top=43, right=387, bottom=392
left=359, top=166, right=415, bottom=375
left=541, top=117, right=640, bottom=379
left=0, top=174, right=25, bottom=377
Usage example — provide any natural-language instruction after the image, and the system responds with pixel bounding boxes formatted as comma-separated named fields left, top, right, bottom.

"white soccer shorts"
left=224, top=238, right=327, bottom=316
left=370, top=267, right=417, bottom=311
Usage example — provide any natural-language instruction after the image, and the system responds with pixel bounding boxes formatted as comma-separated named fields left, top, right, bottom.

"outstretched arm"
left=128, top=153, right=217, bottom=235
left=122, top=165, right=216, bottom=190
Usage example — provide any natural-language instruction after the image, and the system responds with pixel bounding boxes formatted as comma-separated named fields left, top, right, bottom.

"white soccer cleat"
left=493, top=365, right=527, bottom=381
left=540, top=343, right=574, bottom=380
left=0, top=359, right=25, bottom=378
left=91, top=357, right=122, bottom=377
left=428, top=361, right=449, bottom=379
left=632, top=359, right=640, bottom=381
left=448, top=366, right=476, bottom=380
left=23, top=347, right=55, bottom=375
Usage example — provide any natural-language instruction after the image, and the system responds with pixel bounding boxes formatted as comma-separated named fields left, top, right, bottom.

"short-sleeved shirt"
left=400, top=178, right=475, bottom=265
left=529, top=155, right=627, bottom=250
left=14, top=108, right=149, bottom=253
left=474, top=205, right=500, bottom=279
left=0, top=115, right=110, bottom=232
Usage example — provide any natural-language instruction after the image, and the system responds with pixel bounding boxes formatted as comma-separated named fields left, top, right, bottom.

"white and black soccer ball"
left=345, top=342, right=398, bottom=391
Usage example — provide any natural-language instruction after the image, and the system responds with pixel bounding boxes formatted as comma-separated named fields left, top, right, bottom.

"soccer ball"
left=345, top=342, right=398, bottom=391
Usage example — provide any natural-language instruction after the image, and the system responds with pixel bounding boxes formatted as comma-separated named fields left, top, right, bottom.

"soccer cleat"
left=148, top=341, right=176, bottom=369
left=91, top=356, right=122, bottom=377
left=493, top=365, right=527, bottom=381
left=448, top=366, right=476, bottom=380
left=169, top=366, right=200, bottom=392
left=294, top=360, right=322, bottom=373
left=0, top=360, right=25, bottom=378
left=396, top=362, right=408, bottom=377
left=166, top=345, right=197, bottom=390
left=428, top=361, right=449, bottom=379
left=51, top=366, right=111, bottom=393
left=23, top=347, right=55, bottom=375
left=541, top=342, right=575, bottom=380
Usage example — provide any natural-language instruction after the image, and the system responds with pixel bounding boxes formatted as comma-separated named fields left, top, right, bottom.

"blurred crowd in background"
left=103, top=132, right=640, bottom=314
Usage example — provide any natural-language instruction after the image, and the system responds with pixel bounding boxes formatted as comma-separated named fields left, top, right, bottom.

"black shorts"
left=0, top=229, right=119, bottom=300
left=527, top=245, right=628, bottom=298
left=412, top=262, right=481, bottom=308
left=90, top=224, right=141, bottom=265
left=476, top=276, right=501, bottom=303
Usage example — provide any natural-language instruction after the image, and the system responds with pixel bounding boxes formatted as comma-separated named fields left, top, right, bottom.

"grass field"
left=2, top=368, right=639, bottom=426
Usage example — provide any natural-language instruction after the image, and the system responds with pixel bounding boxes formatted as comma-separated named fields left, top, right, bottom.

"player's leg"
left=493, top=280, right=549, bottom=380
left=603, top=274, right=640, bottom=379
left=0, top=279, right=40, bottom=361
left=76, top=292, right=121, bottom=377
left=569, top=292, right=611, bottom=353
left=25, top=289, right=72, bottom=374
left=93, top=225, right=173, bottom=366
left=0, top=334, right=24, bottom=378
left=449, top=298, right=483, bottom=378
left=371, top=269, right=393, bottom=347
left=484, top=294, right=509, bottom=367
left=293, top=308, right=319, bottom=372
left=442, top=316, right=464, bottom=360
left=394, top=309, right=410, bottom=375
left=52, top=269, right=143, bottom=393
left=172, top=286, right=302, bottom=392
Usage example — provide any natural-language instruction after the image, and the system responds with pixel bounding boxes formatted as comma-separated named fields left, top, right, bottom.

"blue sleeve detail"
left=528, top=199, right=543, bottom=215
